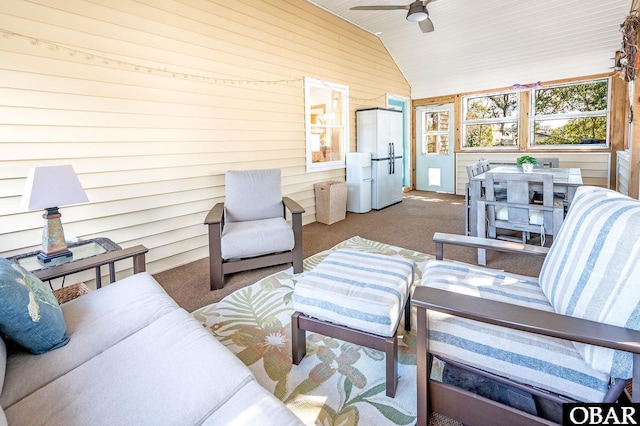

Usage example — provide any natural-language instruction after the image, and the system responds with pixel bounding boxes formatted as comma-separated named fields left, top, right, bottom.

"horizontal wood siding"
left=617, top=150, right=630, bottom=195
left=0, top=0, right=409, bottom=286
left=455, top=153, right=611, bottom=195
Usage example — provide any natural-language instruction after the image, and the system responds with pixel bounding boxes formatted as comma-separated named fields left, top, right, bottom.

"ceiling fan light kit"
left=406, top=2, right=428, bottom=22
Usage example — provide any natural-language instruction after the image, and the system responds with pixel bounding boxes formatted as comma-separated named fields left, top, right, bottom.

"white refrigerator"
left=346, top=152, right=372, bottom=213
left=356, top=108, right=403, bottom=210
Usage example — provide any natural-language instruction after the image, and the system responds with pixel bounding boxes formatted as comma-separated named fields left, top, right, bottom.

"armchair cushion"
left=225, top=169, right=283, bottom=222
left=422, top=260, right=610, bottom=402
left=221, top=217, right=294, bottom=260
left=539, top=186, right=640, bottom=378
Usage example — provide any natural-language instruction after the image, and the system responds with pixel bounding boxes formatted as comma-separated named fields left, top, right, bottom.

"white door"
left=415, top=104, right=455, bottom=193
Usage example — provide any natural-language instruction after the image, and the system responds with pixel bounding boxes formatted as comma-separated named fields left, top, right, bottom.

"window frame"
left=304, top=77, right=349, bottom=172
left=420, top=108, right=451, bottom=155
left=461, top=90, right=520, bottom=150
left=528, top=77, right=610, bottom=149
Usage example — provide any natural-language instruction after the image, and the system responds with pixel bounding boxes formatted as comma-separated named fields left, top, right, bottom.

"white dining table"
left=468, top=165, right=583, bottom=237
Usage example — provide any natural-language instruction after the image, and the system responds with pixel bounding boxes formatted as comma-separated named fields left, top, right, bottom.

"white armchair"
left=204, top=169, right=304, bottom=290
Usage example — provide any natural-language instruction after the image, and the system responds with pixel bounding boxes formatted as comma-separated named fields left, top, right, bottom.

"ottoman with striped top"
left=291, top=248, right=414, bottom=397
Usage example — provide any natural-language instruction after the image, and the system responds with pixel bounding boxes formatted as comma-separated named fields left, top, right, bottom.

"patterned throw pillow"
left=0, top=257, right=69, bottom=354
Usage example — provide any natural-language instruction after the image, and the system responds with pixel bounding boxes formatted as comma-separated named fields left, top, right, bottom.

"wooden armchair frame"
left=204, top=197, right=304, bottom=290
left=412, top=233, right=640, bottom=426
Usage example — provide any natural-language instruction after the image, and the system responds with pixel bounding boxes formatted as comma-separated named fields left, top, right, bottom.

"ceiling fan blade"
left=419, top=17, right=434, bottom=33
left=350, top=5, right=410, bottom=11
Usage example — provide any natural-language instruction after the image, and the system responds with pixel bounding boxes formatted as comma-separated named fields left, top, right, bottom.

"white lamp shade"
left=22, top=165, right=89, bottom=211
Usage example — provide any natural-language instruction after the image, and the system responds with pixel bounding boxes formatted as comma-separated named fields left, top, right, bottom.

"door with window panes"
left=415, top=104, right=454, bottom=193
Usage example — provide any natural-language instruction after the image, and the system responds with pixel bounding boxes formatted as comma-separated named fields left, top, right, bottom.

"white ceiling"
left=307, top=0, right=633, bottom=98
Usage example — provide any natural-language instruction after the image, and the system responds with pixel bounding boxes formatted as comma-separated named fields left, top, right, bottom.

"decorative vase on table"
left=517, top=155, right=538, bottom=173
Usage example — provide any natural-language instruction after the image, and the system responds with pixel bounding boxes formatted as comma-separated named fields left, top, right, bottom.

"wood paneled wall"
left=0, top=0, right=409, bottom=284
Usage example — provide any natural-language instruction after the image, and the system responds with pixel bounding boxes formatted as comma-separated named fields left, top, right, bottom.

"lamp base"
left=37, top=249, right=73, bottom=264
left=40, top=207, right=72, bottom=264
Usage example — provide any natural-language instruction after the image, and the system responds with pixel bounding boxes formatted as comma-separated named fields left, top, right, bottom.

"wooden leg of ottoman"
left=291, top=311, right=401, bottom=398
left=404, top=295, right=411, bottom=332
left=386, top=333, right=399, bottom=397
left=291, top=311, right=307, bottom=364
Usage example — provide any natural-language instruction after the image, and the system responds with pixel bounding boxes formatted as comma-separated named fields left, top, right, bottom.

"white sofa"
left=0, top=271, right=302, bottom=425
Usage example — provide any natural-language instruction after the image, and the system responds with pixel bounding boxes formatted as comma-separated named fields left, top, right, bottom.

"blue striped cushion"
left=293, top=249, right=414, bottom=337
left=421, top=260, right=610, bottom=402
left=539, top=186, right=640, bottom=379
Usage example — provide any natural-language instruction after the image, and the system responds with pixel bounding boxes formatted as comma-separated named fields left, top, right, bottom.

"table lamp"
left=21, top=165, right=89, bottom=263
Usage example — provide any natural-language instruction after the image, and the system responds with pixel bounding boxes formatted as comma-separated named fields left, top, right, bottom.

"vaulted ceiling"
left=307, top=0, right=633, bottom=98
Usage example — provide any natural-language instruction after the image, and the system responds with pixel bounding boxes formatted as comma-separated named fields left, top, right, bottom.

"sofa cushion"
left=0, top=272, right=179, bottom=408
left=293, top=249, right=414, bottom=337
left=4, top=308, right=275, bottom=425
left=421, top=260, right=611, bottom=402
left=201, top=380, right=303, bottom=426
left=0, top=258, right=68, bottom=354
left=225, top=169, right=283, bottom=222
left=221, top=217, right=294, bottom=260
left=539, top=186, right=640, bottom=378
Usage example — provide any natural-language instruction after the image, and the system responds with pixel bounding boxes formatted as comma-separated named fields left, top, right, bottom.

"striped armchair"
left=413, top=186, right=640, bottom=425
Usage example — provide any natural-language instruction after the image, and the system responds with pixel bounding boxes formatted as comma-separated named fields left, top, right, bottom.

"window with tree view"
left=462, top=92, right=519, bottom=148
left=530, top=79, right=609, bottom=147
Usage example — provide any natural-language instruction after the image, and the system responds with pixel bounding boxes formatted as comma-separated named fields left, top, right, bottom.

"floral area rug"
left=193, top=236, right=434, bottom=426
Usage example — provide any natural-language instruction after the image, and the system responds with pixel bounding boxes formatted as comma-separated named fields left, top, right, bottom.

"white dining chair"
left=481, top=172, right=564, bottom=245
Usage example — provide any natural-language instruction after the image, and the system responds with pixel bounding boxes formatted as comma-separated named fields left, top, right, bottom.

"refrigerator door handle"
left=390, top=143, right=395, bottom=174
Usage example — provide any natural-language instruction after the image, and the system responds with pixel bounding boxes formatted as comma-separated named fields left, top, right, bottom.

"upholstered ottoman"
left=291, top=249, right=414, bottom=397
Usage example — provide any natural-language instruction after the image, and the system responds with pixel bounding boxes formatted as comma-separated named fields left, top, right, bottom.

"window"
left=305, top=77, right=349, bottom=172
left=462, top=91, right=519, bottom=148
left=530, top=78, right=609, bottom=147
left=421, top=109, right=450, bottom=155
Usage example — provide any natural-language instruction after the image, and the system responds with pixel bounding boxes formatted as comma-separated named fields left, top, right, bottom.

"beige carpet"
left=154, top=190, right=545, bottom=313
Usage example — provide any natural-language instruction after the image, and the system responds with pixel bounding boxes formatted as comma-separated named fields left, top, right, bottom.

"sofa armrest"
left=34, top=245, right=148, bottom=287
left=433, top=232, right=549, bottom=261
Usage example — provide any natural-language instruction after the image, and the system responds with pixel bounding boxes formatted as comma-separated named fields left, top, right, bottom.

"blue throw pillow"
left=0, top=257, right=69, bottom=354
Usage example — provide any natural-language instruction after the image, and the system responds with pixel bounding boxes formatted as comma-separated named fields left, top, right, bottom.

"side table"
left=8, top=237, right=123, bottom=289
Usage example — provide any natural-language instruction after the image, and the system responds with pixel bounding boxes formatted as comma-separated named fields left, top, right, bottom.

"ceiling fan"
left=350, top=0, right=436, bottom=33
